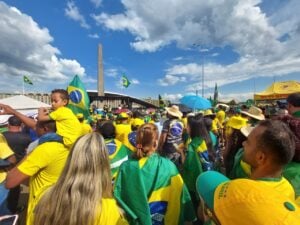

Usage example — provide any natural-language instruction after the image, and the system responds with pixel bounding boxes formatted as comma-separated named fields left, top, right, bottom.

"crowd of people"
left=0, top=89, right=299, bottom=225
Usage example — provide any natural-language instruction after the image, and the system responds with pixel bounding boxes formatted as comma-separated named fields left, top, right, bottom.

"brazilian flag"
left=105, top=138, right=132, bottom=180
left=67, top=75, right=90, bottom=119
left=114, top=153, right=196, bottom=225
left=122, top=74, right=131, bottom=88
left=158, top=94, right=165, bottom=108
left=181, top=137, right=206, bottom=196
left=23, top=75, right=33, bottom=85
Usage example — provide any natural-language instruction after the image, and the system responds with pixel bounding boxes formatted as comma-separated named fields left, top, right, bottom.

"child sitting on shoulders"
left=38, top=89, right=82, bottom=148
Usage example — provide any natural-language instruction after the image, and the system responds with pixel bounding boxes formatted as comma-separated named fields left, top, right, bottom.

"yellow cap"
left=197, top=171, right=300, bottom=225
left=118, top=112, right=129, bottom=119
left=204, top=109, right=215, bottom=117
left=226, top=116, right=247, bottom=130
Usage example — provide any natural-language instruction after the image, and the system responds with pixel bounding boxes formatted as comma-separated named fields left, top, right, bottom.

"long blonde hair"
left=34, top=132, right=112, bottom=225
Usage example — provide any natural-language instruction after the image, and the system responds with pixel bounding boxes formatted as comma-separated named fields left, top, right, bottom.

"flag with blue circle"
left=67, top=75, right=90, bottom=119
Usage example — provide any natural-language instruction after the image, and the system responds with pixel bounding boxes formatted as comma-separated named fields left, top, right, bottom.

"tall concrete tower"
left=97, top=44, right=104, bottom=96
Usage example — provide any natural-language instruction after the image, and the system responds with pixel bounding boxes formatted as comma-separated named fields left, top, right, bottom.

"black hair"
left=287, top=93, right=300, bottom=107
left=188, top=116, right=214, bottom=159
left=224, top=129, right=246, bottom=176
left=36, top=120, right=57, bottom=132
left=257, top=120, right=295, bottom=165
left=51, top=89, right=69, bottom=102
left=96, top=121, right=115, bottom=139
left=8, top=116, right=22, bottom=126
left=204, top=117, right=213, bottom=131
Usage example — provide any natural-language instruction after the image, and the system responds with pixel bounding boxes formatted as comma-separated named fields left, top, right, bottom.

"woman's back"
left=33, top=133, right=128, bottom=225
left=114, top=124, right=195, bottom=225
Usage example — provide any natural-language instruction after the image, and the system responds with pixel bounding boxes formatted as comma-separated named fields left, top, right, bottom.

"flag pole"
left=22, top=78, right=25, bottom=95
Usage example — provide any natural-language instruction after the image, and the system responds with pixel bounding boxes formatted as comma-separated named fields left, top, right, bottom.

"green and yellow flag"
left=181, top=137, right=207, bottom=196
left=23, top=75, right=33, bottom=85
left=122, top=75, right=131, bottom=88
left=114, top=153, right=196, bottom=225
left=105, top=138, right=132, bottom=180
left=67, top=75, right=90, bottom=119
left=158, top=94, right=165, bottom=108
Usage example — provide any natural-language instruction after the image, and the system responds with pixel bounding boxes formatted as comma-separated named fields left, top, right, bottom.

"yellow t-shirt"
left=212, top=118, right=219, bottom=132
left=115, top=124, right=132, bottom=148
left=97, top=198, right=128, bottom=225
left=49, top=107, right=82, bottom=148
left=81, top=122, right=93, bottom=135
left=18, top=141, right=69, bottom=225
left=216, top=110, right=226, bottom=127
left=0, top=134, right=14, bottom=183
left=258, top=177, right=295, bottom=201
left=182, top=117, right=188, bottom=129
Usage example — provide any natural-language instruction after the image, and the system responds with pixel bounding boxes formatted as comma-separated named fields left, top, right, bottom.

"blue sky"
left=0, top=0, right=300, bottom=102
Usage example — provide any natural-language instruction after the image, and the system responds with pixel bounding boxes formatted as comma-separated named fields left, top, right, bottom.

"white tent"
left=0, top=95, right=50, bottom=125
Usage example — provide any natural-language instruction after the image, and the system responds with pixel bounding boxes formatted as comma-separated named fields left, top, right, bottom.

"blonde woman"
left=114, top=123, right=195, bottom=225
left=34, top=133, right=128, bottom=225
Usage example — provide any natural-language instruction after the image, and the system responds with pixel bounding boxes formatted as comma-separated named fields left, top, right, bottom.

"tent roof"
left=0, top=95, right=50, bottom=125
left=254, top=80, right=300, bottom=100
left=0, top=95, right=50, bottom=110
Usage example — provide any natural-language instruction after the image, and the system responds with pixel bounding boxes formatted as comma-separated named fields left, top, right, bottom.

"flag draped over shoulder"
left=114, top=153, right=196, bottom=225
left=182, top=137, right=205, bottom=196
left=23, top=75, right=33, bottom=85
left=67, top=75, right=90, bottom=119
left=105, top=139, right=132, bottom=180
left=122, top=75, right=131, bottom=88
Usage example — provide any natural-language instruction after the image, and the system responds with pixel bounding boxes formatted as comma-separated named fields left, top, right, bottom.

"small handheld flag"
left=23, top=76, right=33, bottom=85
left=122, top=75, right=131, bottom=88
left=67, top=75, right=90, bottom=119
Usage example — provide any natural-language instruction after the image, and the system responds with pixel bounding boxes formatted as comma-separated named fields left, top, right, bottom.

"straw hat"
left=165, top=105, right=183, bottom=119
left=241, top=125, right=255, bottom=137
left=241, top=106, right=265, bottom=121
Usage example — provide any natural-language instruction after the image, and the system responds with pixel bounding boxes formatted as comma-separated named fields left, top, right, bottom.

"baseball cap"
left=118, top=112, right=129, bottom=119
left=196, top=171, right=300, bottom=225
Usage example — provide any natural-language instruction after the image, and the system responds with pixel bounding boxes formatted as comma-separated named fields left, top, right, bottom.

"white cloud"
left=211, top=53, right=219, bottom=57
left=105, top=68, right=118, bottom=77
left=131, top=78, right=140, bottom=84
left=92, top=0, right=280, bottom=56
left=65, top=1, right=90, bottom=29
left=162, top=93, right=183, bottom=103
left=93, top=0, right=300, bottom=92
left=159, top=55, right=300, bottom=90
left=0, top=2, right=86, bottom=92
left=90, top=0, right=102, bottom=8
left=218, top=91, right=254, bottom=103
left=173, top=57, right=183, bottom=61
left=88, top=33, right=99, bottom=39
